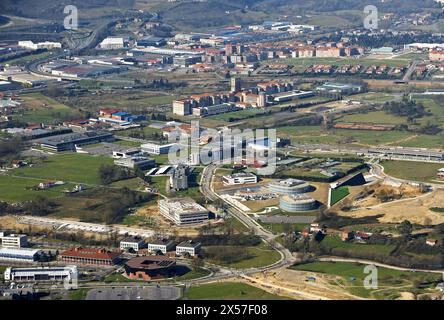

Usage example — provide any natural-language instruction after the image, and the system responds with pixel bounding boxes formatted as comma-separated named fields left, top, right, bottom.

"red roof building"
left=59, top=247, right=121, bottom=266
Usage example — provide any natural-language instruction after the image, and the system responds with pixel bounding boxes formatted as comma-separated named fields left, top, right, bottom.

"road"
left=199, top=164, right=295, bottom=271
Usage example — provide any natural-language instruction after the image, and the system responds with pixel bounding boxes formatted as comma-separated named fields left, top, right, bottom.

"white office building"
left=0, top=233, right=28, bottom=248
left=222, top=172, right=258, bottom=186
left=4, top=266, right=78, bottom=282
left=119, top=237, right=145, bottom=251
left=159, top=198, right=209, bottom=225
left=141, top=142, right=179, bottom=155
left=176, top=240, right=201, bottom=257
left=147, top=239, right=175, bottom=254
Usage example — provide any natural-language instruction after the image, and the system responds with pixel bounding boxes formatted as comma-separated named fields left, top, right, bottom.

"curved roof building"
left=279, top=194, right=318, bottom=212
left=269, top=178, right=312, bottom=195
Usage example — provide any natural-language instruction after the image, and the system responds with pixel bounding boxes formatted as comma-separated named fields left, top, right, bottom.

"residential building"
left=148, top=239, right=175, bottom=254
left=222, top=172, right=258, bottom=185
left=430, top=50, right=444, bottom=61
left=231, top=77, right=241, bottom=92
left=159, top=198, right=209, bottom=225
left=176, top=240, right=201, bottom=257
left=120, top=237, right=146, bottom=252
left=172, top=100, right=192, bottom=116
left=170, top=164, right=189, bottom=190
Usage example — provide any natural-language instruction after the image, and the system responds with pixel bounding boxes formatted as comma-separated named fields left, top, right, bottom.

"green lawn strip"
left=13, top=153, right=112, bottom=185
left=186, top=282, right=289, bottom=300
left=330, top=186, right=350, bottom=206
left=381, top=160, right=444, bottom=183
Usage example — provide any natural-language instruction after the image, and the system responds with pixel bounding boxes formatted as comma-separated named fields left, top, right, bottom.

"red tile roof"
left=60, top=247, right=121, bottom=261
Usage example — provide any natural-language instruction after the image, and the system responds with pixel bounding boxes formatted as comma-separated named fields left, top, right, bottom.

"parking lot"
left=86, top=286, right=181, bottom=300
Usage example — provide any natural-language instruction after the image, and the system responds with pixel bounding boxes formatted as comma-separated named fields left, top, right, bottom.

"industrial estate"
left=0, top=0, right=444, bottom=303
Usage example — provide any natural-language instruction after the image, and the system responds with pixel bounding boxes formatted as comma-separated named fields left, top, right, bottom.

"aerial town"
left=1, top=0, right=444, bottom=304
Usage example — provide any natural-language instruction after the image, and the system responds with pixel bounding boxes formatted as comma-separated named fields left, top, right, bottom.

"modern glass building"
left=279, top=194, right=318, bottom=212
left=268, top=178, right=312, bottom=195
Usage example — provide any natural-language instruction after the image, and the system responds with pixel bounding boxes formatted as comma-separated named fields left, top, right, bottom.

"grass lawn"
left=336, top=111, right=408, bottom=125
left=321, top=235, right=395, bottom=256
left=0, top=174, right=74, bottom=202
left=14, top=153, right=113, bottom=185
left=186, top=282, right=289, bottom=300
left=290, top=261, right=441, bottom=299
left=205, top=243, right=281, bottom=269
left=330, top=186, right=350, bottom=206
left=259, top=222, right=309, bottom=234
left=174, top=267, right=211, bottom=281
left=15, top=93, right=82, bottom=124
left=381, top=160, right=444, bottom=183
left=68, top=288, right=90, bottom=300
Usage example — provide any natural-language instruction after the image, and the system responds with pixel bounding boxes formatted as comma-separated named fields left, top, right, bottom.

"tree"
left=398, top=220, right=413, bottom=237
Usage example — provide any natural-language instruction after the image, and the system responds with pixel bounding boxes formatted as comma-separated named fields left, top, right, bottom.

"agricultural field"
left=290, top=261, right=442, bottom=299
left=381, top=160, right=444, bottom=183
left=186, top=282, right=288, bottom=300
left=13, top=93, right=82, bottom=124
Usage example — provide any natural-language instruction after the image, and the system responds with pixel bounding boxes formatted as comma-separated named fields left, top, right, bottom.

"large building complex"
left=37, top=132, right=115, bottom=152
left=59, top=247, right=121, bottom=266
left=4, top=266, right=78, bottom=282
left=159, top=198, right=209, bottom=225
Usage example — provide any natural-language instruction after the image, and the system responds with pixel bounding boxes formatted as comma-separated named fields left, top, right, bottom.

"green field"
left=321, top=235, right=395, bottom=256
left=336, top=111, right=408, bottom=125
left=205, top=243, right=281, bottom=269
left=290, top=261, right=441, bottom=299
left=330, top=186, right=350, bottom=206
left=0, top=174, right=73, bottom=202
left=68, top=288, right=90, bottom=300
left=14, top=93, right=82, bottom=124
left=13, top=153, right=113, bottom=185
left=381, top=160, right=444, bottom=183
left=186, top=282, right=288, bottom=300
